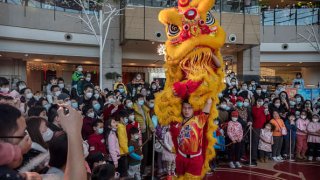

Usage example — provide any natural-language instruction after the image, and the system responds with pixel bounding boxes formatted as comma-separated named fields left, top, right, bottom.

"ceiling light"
left=129, top=63, right=136, bottom=66
left=33, top=59, right=42, bottom=62
left=60, top=60, right=67, bottom=63
left=0, top=54, right=2, bottom=57
left=152, top=42, right=155, bottom=44
left=24, top=54, right=29, bottom=57
left=226, top=45, right=230, bottom=48
left=299, top=62, right=303, bottom=64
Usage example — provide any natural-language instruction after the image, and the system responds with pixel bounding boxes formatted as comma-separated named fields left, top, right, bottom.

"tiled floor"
left=204, top=160, right=320, bottom=180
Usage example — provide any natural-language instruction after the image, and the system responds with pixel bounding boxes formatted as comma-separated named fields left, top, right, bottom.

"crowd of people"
left=0, top=66, right=320, bottom=179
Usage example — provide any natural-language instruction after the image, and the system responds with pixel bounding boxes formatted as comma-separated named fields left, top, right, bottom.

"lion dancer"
left=170, top=97, right=212, bottom=179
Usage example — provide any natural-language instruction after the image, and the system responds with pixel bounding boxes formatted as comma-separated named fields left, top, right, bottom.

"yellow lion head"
left=159, top=0, right=226, bottom=71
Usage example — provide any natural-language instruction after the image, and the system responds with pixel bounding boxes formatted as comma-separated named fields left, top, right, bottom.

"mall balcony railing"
left=0, top=0, right=261, bottom=16
left=261, top=8, right=320, bottom=26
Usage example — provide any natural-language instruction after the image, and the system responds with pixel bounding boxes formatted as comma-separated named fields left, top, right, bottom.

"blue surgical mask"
left=97, top=128, right=104, bottom=134
left=118, top=88, right=125, bottom=93
left=138, top=100, right=144, bottom=106
left=93, top=103, right=101, bottom=111
left=44, top=104, right=51, bottom=111
left=237, top=102, right=243, bottom=107
left=71, top=102, right=78, bottom=109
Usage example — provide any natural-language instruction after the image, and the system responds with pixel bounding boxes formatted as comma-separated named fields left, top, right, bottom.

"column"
left=236, top=45, right=260, bottom=82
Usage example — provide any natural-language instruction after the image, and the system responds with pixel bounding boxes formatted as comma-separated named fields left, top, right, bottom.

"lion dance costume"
left=154, top=0, right=226, bottom=179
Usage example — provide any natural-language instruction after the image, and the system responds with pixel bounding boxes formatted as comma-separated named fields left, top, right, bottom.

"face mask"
left=71, top=102, right=78, bottom=109
left=231, top=82, right=236, bottom=86
left=257, top=101, right=263, bottom=106
left=256, top=90, right=261, bottom=94
left=126, top=102, right=133, bottom=108
left=218, top=93, right=223, bottom=98
left=231, top=117, right=238, bottom=121
left=248, top=87, right=253, bottom=91
left=42, top=128, right=54, bottom=142
left=289, top=101, right=296, bottom=106
left=265, top=126, right=271, bottom=131
left=87, top=112, right=95, bottom=118
left=134, top=134, right=139, bottom=140
left=262, top=89, right=267, bottom=93
left=301, top=115, right=307, bottom=119
left=242, top=86, right=248, bottom=90
left=34, top=96, right=40, bottom=101
left=19, top=85, right=26, bottom=91
left=118, top=88, right=124, bottom=93
left=149, top=103, right=154, bottom=108
left=108, top=98, right=116, bottom=104
left=237, top=102, right=243, bottom=107
left=26, top=93, right=33, bottom=99
left=152, top=85, right=157, bottom=89
left=93, top=103, right=101, bottom=111
left=55, top=91, right=61, bottom=97
left=112, top=128, right=117, bottom=131
left=85, top=77, right=91, bottom=82
left=214, top=120, right=219, bottom=125
left=305, top=104, right=311, bottom=108
left=220, top=104, right=227, bottom=109
left=313, top=118, right=319, bottom=122
left=251, top=82, right=256, bottom=86
left=225, top=106, right=231, bottom=111
left=244, top=102, right=250, bottom=107
left=85, top=92, right=93, bottom=99
left=0, top=87, right=9, bottom=93
left=138, top=100, right=144, bottom=106
left=136, top=76, right=141, bottom=80
left=232, top=90, right=237, bottom=95
left=92, top=94, right=99, bottom=99
left=274, top=103, right=280, bottom=108
left=129, top=115, right=135, bottom=121
left=44, top=104, right=51, bottom=111
left=97, top=128, right=104, bottom=134
left=124, top=117, right=129, bottom=124
left=296, top=97, right=302, bottom=102
left=58, top=84, right=64, bottom=89
left=65, top=101, right=71, bottom=106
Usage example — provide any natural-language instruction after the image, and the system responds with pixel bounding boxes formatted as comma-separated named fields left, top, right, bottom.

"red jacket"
left=252, top=105, right=270, bottom=129
left=103, top=104, right=124, bottom=122
left=126, top=121, right=142, bottom=145
left=88, top=133, right=107, bottom=155
left=81, top=117, right=95, bottom=140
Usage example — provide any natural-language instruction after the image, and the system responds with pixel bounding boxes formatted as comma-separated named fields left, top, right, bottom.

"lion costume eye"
left=168, top=24, right=180, bottom=36
left=206, top=12, right=215, bottom=25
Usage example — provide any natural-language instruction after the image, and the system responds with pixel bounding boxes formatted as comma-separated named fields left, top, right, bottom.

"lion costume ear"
left=189, top=0, right=216, bottom=14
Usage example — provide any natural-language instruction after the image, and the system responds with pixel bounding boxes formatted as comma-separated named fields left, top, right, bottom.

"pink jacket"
left=258, top=129, right=273, bottom=152
left=296, top=118, right=310, bottom=136
left=307, top=122, right=320, bottom=143
left=108, top=131, right=120, bottom=166
left=0, top=142, right=22, bottom=166
left=227, top=121, right=243, bottom=142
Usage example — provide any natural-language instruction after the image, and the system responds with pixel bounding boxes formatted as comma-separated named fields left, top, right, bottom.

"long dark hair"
left=26, top=116, right=48, bottom=149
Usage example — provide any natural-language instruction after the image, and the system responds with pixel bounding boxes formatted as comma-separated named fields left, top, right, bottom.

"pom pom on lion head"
left=155, top=0, right=226, bottom=178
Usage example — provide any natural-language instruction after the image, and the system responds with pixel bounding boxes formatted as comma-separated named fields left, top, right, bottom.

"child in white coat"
left=162, top=126, right=176, bottom=176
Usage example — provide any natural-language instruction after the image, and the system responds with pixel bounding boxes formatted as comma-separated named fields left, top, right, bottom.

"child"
left=88, top=120, right=107, bottom=155
left=307, top=114, right=320, bottom=161
left=227, top=111, right=243, bottom=168
left=128, top=127, right=143, bottom=180
left=126, top=109, right=142, bottom=146
left=296, top=111, right=310, bottom=159
left=284, top=114, right=297, bottom=159
left=115, top=110, right=129, bottom=179
left=162, top=125, right=176, bottom=176
left=106, top=117, right=120, bottom=169
left=258, top=123, right=274, bottom=162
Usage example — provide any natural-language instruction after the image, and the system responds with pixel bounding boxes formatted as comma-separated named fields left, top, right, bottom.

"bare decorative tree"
left=67, top=0, right=123, bottom=88
left=298, top=24, right=320, bottom=54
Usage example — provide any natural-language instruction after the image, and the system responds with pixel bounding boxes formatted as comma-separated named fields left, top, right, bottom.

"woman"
left=269, top=98, right=288, bottom=120
left=303, top=100, right=314, bottom=119
left=19, top=88, right=37, bottom=114
left=19, top=117, right=52, bottom=173
left=292, top=73, right=305, bottom=88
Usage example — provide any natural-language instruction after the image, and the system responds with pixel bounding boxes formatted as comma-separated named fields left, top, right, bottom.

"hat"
left=58, top=93, right=70, bottom=100
left=236, top=96, right=244, bottom=102
left=231, top=111, right=239, bottom=117
left=312, top=114, right=320, bottom=118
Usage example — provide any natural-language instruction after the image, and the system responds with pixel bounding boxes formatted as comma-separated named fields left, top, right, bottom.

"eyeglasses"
left=0, top=130, right=29, bottom=139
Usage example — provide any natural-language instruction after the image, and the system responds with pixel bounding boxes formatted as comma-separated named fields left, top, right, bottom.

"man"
left=172, top=98, right=212, bottom=179
left=47, top=85, right=61, bottom=104
left=46, top=76, right=58, bottom=96
left=0, top=104, right=37, bottom=179
left=57, top=78, right=70, bottom=95
left=78, top=84, right=94, bottom=108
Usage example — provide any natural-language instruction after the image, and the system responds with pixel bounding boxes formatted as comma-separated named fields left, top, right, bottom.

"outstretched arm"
left=203, top=98, right=213, bottom=114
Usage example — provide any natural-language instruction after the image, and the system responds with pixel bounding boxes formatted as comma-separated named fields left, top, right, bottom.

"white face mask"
left=94, top=94, right=100, bottom=99
left=78, top=67, right=83, bottom=72
left=220, top=104, right=227, bottom=109
left=126, top=102, right=133, bottom=108
left=301, top=115, right=307, bottom=119
left=26, top=92, right=33, bottom=99
left=87, top=112, right=95, bottom=118
left=275, top=103, right=281, bottom=108
left=134, top=134, right=139, bottom=140
left=85, top=92, right=93, bottom=99
left=19, top=85, right=26, bottom=91
left=256, top=90, right=261, bottom=94
left=312, top=118, right=319, bottom=122
left=129, top=115, right=135, bottom=121
left=58, top=84, right=64, bottom=89
left=0, top=87, right=10, bottom=93
left=231, top=117, right=238, bottom=121
left=244, top=102, right=250, bottom=107
left=108, top=98, right=116, bottom=104
left=149, top=103, right=154, bottom=108
left=85, top=77, right=91, bottom=82
left=124, top=118, right=129, bottom=124
left=54, top=91, right=61, bottom=97
left=42, top=128, right=54, bottom=142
